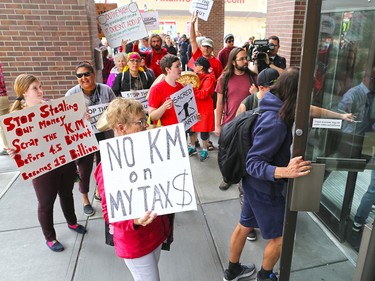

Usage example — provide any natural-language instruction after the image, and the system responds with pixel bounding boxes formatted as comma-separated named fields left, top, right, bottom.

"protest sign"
left=141, top=11, right=160, bottom=32
left=121, top=90, right=149, bottom=111
left=100, top=123, right=197, bottom=222
left=88, top=103, right=110, bottom=133
left=170, top=84, right=198, bottom=131
left=189, top=0, right=214, bottom=21
left=0, top=94, right=99, bottom=181
left=97, top=2, right=148, bottom=48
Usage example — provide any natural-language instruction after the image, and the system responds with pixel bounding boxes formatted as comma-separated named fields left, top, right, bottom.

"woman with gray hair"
left=106, top=52, right=127, bottom=88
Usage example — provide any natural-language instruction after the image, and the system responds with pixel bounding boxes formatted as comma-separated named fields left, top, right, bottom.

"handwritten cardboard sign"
left=97, top=2, right=148, bottom=48
left=88, top=103, right=110, bottom=133
left=170, top=84, right=198, bottom=131
left=189, top=0, right=214, bottom=21
left=100, top=123, right=197, bottom=222
left=121, top=90, right=149, bottom=112
left=141, top=11, right=160, bottom=32
left=0, top=94, right=99, bottom=181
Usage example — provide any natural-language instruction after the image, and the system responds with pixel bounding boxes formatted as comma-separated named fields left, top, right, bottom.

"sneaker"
left=188, top=147, right=197, bottom=156
left=247, top=229, right=257, bottom=241
left=200, top=150, right=208, bottom=162
left=208, top=141, right=215, bottom=151
left=195, top=140, right=201, bottom=148
left=83, top=204, right=95, bottom=216
left=352, top=222, right=363, bottom=232
left=46, top=240, right=64, bottom=252
left=94, top=194, right=102, bottom=202
left=219, top=181, right=232, bottom=191
left=257, top=271, right=278, bottom=281
left=68, top=223, right=87, bottom=234
left=223, top=264, right=256, bottom=281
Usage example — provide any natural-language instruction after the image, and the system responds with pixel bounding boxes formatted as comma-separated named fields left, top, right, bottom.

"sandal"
left=208, top=141, right=214, bottom=151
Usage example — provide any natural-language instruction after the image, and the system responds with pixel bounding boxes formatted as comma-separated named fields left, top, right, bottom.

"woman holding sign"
left=7, top=74, right=86, bottom=252
left=94, top=98, right=171, bottom=281
left=111, top=52, right=155, bottom=97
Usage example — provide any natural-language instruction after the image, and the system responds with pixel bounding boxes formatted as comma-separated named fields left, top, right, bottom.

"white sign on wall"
left=100, top=123, right=197, bottom=222
left=0, top=94, right=98, bottom=180
left=170, top=84, right=198, bottom=131
left=97, top=2, right=148, bottom=48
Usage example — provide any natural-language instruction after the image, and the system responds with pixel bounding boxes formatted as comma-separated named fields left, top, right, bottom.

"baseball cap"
left=257, top=68, right=279, bottom=86
left=194, top=56, right=211, bottom=70
left=201, top=38, right=213, bottom=48
left=224, top=34, right=234, bottom=42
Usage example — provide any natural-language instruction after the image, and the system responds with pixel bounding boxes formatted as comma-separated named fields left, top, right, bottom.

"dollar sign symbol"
left=172, top=169, right=192, bottom=207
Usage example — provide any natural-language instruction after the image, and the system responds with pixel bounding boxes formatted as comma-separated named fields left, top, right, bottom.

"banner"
left=0, top=94, right=99, bottom=180
left=141, top=11, right=160, bottom=32
left=121, top=90, right=149, bottom=112
left=189, top=0, right=214, bottom=21
left=97, top=2, right=148, bottom=48
left=100, top=123, right=197, bottom=222
left=170, top=84, right=198, bottom=131
left=88, top=103, right=109, bottom=134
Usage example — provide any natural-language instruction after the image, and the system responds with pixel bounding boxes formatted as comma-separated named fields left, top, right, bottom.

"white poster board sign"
left=100, top=123, right=197, bottom=222
left=0, top=94, right=98, bottom=181
left=170, top=84, right=198, bottom=131
left=189, top=0, right=214, bottom=21
left=121, top=90, right=149, bottom=111
left=141, top=11, right=160, bottom=32
left=88, top=103, right=109, bottom=133
left=97, top=2, right=148, bottom=48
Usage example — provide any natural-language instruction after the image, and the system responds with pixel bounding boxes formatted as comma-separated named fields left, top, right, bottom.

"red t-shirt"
left=192, top=49, right=223, bottom=79
left=133, top=44, right=168, bottom=78
left=215, top=73, right=252, bottom=125
left=148, top=80, right=184, bottom=126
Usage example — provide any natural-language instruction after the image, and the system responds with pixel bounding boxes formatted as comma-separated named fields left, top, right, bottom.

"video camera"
left=253, top=39, right=275, bottom=60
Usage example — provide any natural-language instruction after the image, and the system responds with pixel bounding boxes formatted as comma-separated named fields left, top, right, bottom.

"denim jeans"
left=354, top=168, right=375, bottom=224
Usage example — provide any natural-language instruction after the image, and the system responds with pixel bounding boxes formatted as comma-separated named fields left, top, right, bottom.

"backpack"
left=218, top=108, right=261, bottom=184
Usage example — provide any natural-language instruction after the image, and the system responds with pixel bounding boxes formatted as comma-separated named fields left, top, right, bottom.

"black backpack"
left=218, top=108, right=262, bottom=184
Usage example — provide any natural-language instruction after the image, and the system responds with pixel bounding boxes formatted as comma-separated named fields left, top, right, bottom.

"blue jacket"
left=243, top=92, right=292, bottom=196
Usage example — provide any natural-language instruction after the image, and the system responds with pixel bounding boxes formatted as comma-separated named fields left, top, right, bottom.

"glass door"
left=280, top=0, right=375, bottom=280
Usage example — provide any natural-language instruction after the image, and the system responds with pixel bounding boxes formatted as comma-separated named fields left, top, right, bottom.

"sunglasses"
left=227, top=39, right=234, bottom=43
left=76, top=71, right=91, bottom=78
left=129, top=59, right=141, bottom=63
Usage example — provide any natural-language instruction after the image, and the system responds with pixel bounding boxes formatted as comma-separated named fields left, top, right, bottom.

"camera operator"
left=250, top=35, right=286, bottom=75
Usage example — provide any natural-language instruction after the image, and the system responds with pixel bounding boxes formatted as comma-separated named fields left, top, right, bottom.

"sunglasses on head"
left=76, top=71, right=91, bottom=78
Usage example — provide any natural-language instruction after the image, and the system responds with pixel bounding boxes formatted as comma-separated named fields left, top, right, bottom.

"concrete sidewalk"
left=0, top=135, right=355, bottom=281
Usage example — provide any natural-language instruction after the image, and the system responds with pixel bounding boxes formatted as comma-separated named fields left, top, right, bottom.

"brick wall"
left=197, top=0, right=225, bottom=55
left=0, top=0, right=99, bottom=102
left=266, top=0, right=306, bottom=67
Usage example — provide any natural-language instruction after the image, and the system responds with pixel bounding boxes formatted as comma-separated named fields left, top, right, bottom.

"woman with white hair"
left=106, top=52, right=127, bottom=88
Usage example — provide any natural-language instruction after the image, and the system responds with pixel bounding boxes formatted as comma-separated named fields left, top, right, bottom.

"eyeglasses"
left=133, top=118, right=148, bottom=128
left=227, top=40, right=234, bottom=43
left=235, top=57, right=248, bottom=62
left=76, top=71, right=91, bottom=78
left=129, top=59, right=141, bottom=64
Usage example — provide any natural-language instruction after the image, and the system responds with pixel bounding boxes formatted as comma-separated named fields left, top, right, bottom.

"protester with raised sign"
left=188, top=57, right=216, bottom=162
left=7, top=74, right=86, bottom=252
left=94, top=98, right=172, bottom=281
left=148, top=54, right=184, bottom=126
left=106, top=52, right=127, bottom=88
left=66, top=61, right=116, bottom=216
left=111, top=52, right=155, bottom=97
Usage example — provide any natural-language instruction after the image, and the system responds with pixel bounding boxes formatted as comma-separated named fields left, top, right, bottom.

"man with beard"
left=133, top=34, right=168, bottom=78
left=215, top=47, right=257, bottom=191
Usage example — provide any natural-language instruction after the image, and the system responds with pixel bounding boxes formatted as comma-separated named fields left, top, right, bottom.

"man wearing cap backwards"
left=189, top=13, right=223, bottom=80
left=217, top=34, right=237, bottom=69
